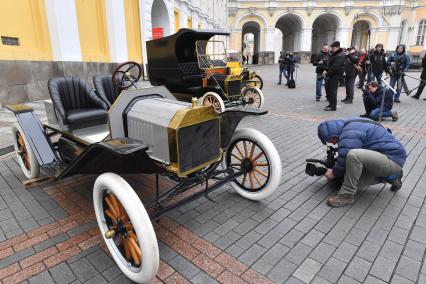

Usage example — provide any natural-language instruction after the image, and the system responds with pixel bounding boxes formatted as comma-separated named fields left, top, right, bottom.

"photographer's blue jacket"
left=318, top=118, right=407, bottom=177
left=363, top=85, right=393, bottom=112
left=387, top=45, right=411, bottom=72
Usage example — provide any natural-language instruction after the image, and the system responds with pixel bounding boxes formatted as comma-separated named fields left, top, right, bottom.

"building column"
left=44, top=0, right=82, bottom=61
left=105, top=0, right=128, bottom=62
left=265, top=27, right=275, bottom=52
left=301, top=27, right=312, bottom=52
left=338, top=27, right=351, bottom=48
left=386, top=27, right=402, bottom=50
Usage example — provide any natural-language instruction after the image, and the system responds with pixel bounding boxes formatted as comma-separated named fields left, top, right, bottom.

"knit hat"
left=330, top=41, right=340, bottom=48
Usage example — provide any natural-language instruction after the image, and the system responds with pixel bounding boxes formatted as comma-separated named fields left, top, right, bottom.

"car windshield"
left=195, top=40, right=227, bottom=69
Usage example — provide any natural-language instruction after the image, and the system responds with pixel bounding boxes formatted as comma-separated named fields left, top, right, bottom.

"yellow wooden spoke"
left=254, top=168, right=268, bottom=178
left=249, top=172, right=254, bottom=190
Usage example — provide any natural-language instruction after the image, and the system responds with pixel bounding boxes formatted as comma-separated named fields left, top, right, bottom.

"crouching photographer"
left=309, top=118, right=407, bottom=207
left=360, top=81, right=398, bottom=121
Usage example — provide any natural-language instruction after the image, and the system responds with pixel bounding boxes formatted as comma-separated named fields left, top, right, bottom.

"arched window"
left=416, top=19, right=426, bottom=46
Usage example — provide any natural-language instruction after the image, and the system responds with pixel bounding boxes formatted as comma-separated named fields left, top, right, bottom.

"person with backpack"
left=313, top=44, right=330, bottom=101
left=317, top=118, right=406, bottom=207
left=367, top=43, right=387, bottom=84
left=341, top=47, right=360, bottom=104
left=387, top=44, right=411, bottom=103
left=287, top=52, right=297, bottom=88
left=277, top=51, right=288, bottom=85
left=324, top=41, right=345, bottom=111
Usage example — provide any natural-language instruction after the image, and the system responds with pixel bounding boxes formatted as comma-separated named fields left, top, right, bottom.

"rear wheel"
left=11, top=123, right=39, bottom=179
left=249, top=75, right=263, bottom=89
left=93, top=173, right=159, bottom=284
left=242, top=87, right=265, bottom=109
left=201, top=92, right=225, bottom=113
left=222, top=128, right=282, bottom=200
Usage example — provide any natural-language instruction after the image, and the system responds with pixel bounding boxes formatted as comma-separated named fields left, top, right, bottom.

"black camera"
left=305, top=146, right=338, bottom=176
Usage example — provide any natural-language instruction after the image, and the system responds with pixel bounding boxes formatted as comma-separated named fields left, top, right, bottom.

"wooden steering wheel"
left=112, top=61, right=143, bottom=90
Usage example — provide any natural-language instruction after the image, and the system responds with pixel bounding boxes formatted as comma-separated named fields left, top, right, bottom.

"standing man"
left=387, top=44, right=410, bottom=103
left=411, top=54, right=426, bottom=100
left=313, top=44, right=330, bottom=101
left=287, top=52, right=296, bottom=82
left=277, top=51, right=288, bottom=85
left=341, top=47, right=360, bottom=104
left=367, top=43, right=387, bottom=84
left=357, top=48, right=368, bottom=88
left=324, top=41, right=345, bottom=111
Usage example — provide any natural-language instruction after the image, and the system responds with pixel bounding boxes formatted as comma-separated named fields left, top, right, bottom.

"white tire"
left=93, top=173, right=159, bottom=284
left=201, top=92, right=225, bottom=113
left=242, top=87, right=265, bottom=109
left=11, top=123, right=40, bottom=179
left=222, top=128, right=282, bottom=200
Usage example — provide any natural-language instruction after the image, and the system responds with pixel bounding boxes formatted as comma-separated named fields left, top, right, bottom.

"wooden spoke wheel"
left=11, top=123, right=39, bottom=179
left=222, top=128, right=282, bottom=200
left=242, top=87, right=264, bottom=109
left=201, top=92, right=225, bottom=113
left=93, top=173, right=159, bottom=283
left=248, top=74, right=263, bottom=89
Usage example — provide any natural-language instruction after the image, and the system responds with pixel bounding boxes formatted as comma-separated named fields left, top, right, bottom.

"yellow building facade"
left=228, top=0, right=426, bottom=63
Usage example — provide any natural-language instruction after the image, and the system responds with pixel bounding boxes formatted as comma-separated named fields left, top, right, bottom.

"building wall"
left=228, top=0, right=426, bottom=63
left=0, top=0, right=227, bottom=106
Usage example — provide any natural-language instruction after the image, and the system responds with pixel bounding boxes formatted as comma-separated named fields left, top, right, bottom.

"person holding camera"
left=411, top=54, right=426, bottom=100
left=317, top=118, right=406, bottom=207
left=357, top=48, right=368, bottom=88
left=277, top=51, right=288, bottom=85
left=367, top=43, right=387, bottom=84
left=360, top=81, right=398, bottom=121
left=387, top=44, right=410, bottom=103
left=341, top=47, right=360, bottom=104
left=313, top=44, right=330, bottom=101
left=324, top=41, right=345, bottom=111
left=287, top=52, right=297, bottom=82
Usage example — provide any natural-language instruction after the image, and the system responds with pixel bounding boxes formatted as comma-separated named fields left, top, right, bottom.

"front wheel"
left=11, top=123, right=40, bottom=179
left=222, top=128, right=282, bottom=200
left=242, top=87, right=265, bottom=109
left=93, top=173, right=159, bottom=284
left=201, top=91, right=225, bottom=113
left=249, top=75, right=263, bottom=89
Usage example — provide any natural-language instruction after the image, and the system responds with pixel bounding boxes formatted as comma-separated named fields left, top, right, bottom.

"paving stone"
left=409, top=226, right=426, bottom=245
left=257, top=229, right=283, bottom=249
left=67, top=221, right=98, bottom=237
left=333, top=241, right=358, bottom=263
left=356, top=240, right=381, bottom=262
left=390, top=274, right=415, bottom=284
left=69, top=258, right=99, bottom=282
left=388, top=226, right=410, bottom=245
left=285, top=243, right=312, bottom=265
left=33, top=232, right=68, bottom=252
left=213, top=231, right=241, bottom=250
left=191, top=271, right=219, bottom=284
left=233, top=218, right=259, bottom=235
left=169, top=255, right=201, bottom=280
left=262, top=243, right=290, bottom=265
left=301, top=230, right=325, bottom=248
left=101, top=265, right=122, bottom=281
left=158, top=241, right=178, bottom=261
left=234, top=230, right=263, bottom=250
left=251, top=258, right=273, bottom=275
left=380, top=240, right=404, bottom=262
left=402, top=240, right=426, bottom=262
left=318, top=257, right=347, bottom=283
left=337, top=275, right=361, bottom=284
left=86, top=250, right=114, bottom=272
left=395, top=256, right=421, bottom=282
left=309, top=242, right=336, bottom=264
left=50, top=262, right=77, bottom=284
left=267, top=258, right=297, bottom=284
left=0, top=246, right=34, bottom=269
left=224, top=243, right=245, bottom=258
left=311, top=276, right=333, bottom=284
left=28, top=270, right=55, bottom=284
left=279, top=229, right=304, bottom=247
left=83, top=274, right=107, bottom=284
left=344, top=256, right=372, bottom=282
left=369, top=256, right=397, bottom=282
left=238, top=243, right=267, bottom=266
left=364, top=275, right=387, bottom=284
left=293, top=258, right=322, bottom=283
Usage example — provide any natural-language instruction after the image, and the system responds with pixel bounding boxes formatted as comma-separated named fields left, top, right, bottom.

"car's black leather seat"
left=93, top=75, right=119, bottom=109
left=180, top=62, right=203, bottom=81
left=48, top=77, right=108, bottom=130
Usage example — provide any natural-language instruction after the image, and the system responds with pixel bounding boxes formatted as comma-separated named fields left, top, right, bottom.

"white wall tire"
left=93, top=173, right=159, bottom=284
left=250, top=75, right=264, bottom=89
left=243, top=87, right=265, bottom=109
left=11, top=123, right=40, bottom=179
left=201, top=92, right=225, bottom=113
left=222, top=128, right=282, bottom=200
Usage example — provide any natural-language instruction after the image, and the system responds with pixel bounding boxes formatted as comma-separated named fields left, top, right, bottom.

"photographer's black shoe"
left=411, top=94, right=420, bottom=99
left=343, top=100, right=353, bottom=104
left=389, top=171, right=403, bottom=191
left=277, top=82, right=281, bottom=85
left=324, top=106, right=336, bottom=111
left=327, top=193, right=355, bottom=207
left=316, top=98, right=320, bottom=102
left=394, top=98, right=401, bottom=103
left=359, top=113, right=370, bottom=118
left=341, top=98, right=348, bottom=102
left=391, top=111, right=399, bottom=122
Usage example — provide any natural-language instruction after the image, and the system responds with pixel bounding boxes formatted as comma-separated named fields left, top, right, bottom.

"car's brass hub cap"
left=204, top=95, right=221, bottom=111
left=16, top=130, right=30, bottom=171
left=103, top=193, right=142, bottom=267
left=228, top=140, right=270, bottom=192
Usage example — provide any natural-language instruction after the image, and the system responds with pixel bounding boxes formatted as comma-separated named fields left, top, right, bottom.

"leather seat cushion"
left=66, top=109, right=108, bottom=125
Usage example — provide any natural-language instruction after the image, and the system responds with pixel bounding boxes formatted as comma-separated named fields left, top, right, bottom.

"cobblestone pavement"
left=0, top=64, right=426, bottom=283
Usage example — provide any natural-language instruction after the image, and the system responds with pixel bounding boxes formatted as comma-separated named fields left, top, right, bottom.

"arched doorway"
left=275, top=14, right=303, bottom=53
left=311, top=14, right=339, bottom=54
left=242, top=21, right=260, bottom=64
left=351, top=20, right=370, bottom=50
left=151, top=0, right=170, bottom=37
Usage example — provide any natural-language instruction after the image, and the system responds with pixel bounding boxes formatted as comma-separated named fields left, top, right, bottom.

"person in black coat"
left=360, top=81, right=398, bottom=121
left=287, top=52, right=296, bottom=81
left=324, top=41, right=345, bottom=111
left=313, top=44, right=330, bottom=101
left=367, top=43, right=387, bottom=84
left=277, top=51, right=288, bottom=85
left=341, top=47, right=360, bottom=104
left=411, top=54, right=426, bottom=99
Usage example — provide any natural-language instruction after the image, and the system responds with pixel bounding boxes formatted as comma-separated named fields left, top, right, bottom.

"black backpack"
left=288, top=79, right=296, bottom=89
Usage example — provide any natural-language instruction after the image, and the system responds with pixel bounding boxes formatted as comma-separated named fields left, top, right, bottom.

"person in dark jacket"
left=277, top=51, right=288, bottom=85
left=367, top=43, right=387, bottom=84
left=324, top=41, right=345, bottom=111
left=411, top=54, right=426, bottom=99
left=313, top=45, right=330, bottom=101
left=287, top=52, right=297, bottom=81
left=317, top=118, right=407, bottom=207
left=360, top=81, right=398, bottom=121
left=341, top=47, right=360, bottom=104
left=387, top=44, right=411, bottom=103
left=357, top=48, right=368, bottom=88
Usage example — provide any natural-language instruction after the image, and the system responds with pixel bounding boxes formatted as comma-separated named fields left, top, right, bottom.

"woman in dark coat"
left=411, top=54, right=426, bottom=99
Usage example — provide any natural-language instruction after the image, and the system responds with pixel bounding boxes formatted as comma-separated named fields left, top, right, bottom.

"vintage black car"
left=146, top=29, right=264, bottom=112
left=8, top=75, right=281, bottom=283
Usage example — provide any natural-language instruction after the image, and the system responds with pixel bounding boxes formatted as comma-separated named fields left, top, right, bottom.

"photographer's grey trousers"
left=339, top=149, right=402, bottom=195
